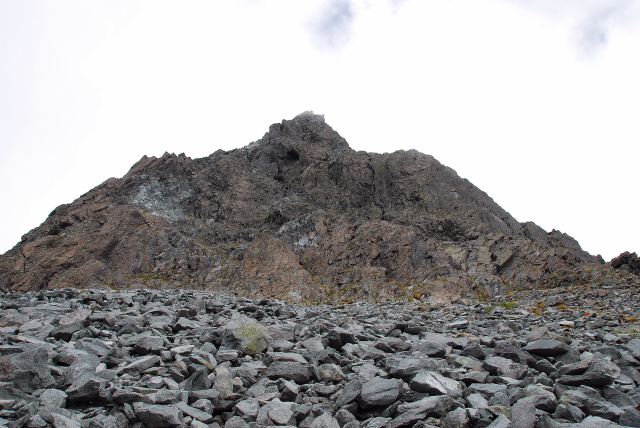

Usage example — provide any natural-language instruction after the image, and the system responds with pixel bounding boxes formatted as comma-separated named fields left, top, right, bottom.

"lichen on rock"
left=221, top=313, right=272, bottom=356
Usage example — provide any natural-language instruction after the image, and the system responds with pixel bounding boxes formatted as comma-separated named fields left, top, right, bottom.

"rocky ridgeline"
left=3, top=283, right=640, bottom=428
left=0, top=112, right=607, bottom=302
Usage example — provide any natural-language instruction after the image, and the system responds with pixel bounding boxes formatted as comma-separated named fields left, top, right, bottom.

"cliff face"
left=0, top=112, right=603, bottom=302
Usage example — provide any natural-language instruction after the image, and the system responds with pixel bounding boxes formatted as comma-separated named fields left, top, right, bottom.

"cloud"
left=574, top=3, right=633, bottom=57
left=507, top=0, right=639, bottom=57
left=575, top=8, right=613, bottom=56
left=389, top=0, right=408, bottom=11
left=309, top=0, right=355, bottom=50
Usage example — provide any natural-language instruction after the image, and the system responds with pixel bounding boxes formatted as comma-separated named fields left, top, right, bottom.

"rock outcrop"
left=611, top=252, right=640, bottom=276
left=0, top=112, right=606, bottom=301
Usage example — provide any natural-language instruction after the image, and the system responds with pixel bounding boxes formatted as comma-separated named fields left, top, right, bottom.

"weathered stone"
left=65, top=376, right=102, bottom=404
left=467, top=383, right=508, bottom=398
left=191, top=398, right=214, bottom=415
left=27, top=414, right=49, bottom=428
left=467, top=393, right=490, bottom=410
left=175, top=401, right=214, bottom=423
left=51, top=413, right=81, bottom=428
left=421, top=332, right=468, bottom=349
left=267, top=324, right=295, bottom=342
left=122, top=355, right=160, bottom=373
left=510, top=396, right=537, bottom=428
left=268, top=404, right=296, bottom=426
left=65, top=353, right=99, bottom=384
left=0, top=346, right=55, bottom=392
left=558, top=358, right=619, bottom=387
left=236, top=398, right=260, bottom=419
left=619, top=407, right=640, bottom=428
left=553, top=403, right=585, bottom=423
left=327, top=328, right=358, bottom=350
left=132, top=336, right=164, bottom=355
left=310, top=412, right=340, bottom=428
left=112, top=388, right=146, bottom=404
left=441, top=407, right=470, bottom=428
left=486, top=414, right=511, bottom=428
left=225, top=416, right=250, bottom=428
left=317, top=363, right=346, bottom=382
left=460, top=343, right=486, bottom=360
left=38, top=389, right=67, bottom=409
left=385, top=356, right=446, bottom=380
left=266, top=361, right=312, bottom=384
left=397, top=395, right=456, bottom=418
left=626, top=338, right=640, bottom=360
left=576, top=416, right=624, bottom=427
left=133, top=403, right=182, bottom=428
left=213, top=365, right=233, bottom=398
left=386, top=408, right=430, bottom=428
left=522, top=340, right=569, bottom=357
left=535, top=414, right=561, bottom=428
left=173, top=316, right=202, bottom=332
left=279, top=379, right=299, bottom=402
left=415, top=340, right=447, bottom=358
left=559, top=386, right=624, bottom=420
left=409, top=370, right=463, bottom=398
left=336, top=379, right=362, bottom=407
left=375, top=337, right=412, bottom=353
left=359, top=377, right=402, bottom=408
left=222, top=313, right=272, bottom=355
left=523, top=385, right=556, bottom=413
left=182, top=367, right=211, bottom=391
left=451, top=369, right=489, bottom=385
left=601, top=385, right=636, bottom=409
left=483, top=356, right=527, bottom=379
left=488, top=391, right=510, bottom=408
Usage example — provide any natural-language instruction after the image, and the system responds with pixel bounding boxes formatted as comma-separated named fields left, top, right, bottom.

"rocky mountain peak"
left=0, top=113, right=615, bottom=302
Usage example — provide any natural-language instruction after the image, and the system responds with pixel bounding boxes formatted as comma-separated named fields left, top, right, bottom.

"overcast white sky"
left=1, top=0, right=638, bottom=261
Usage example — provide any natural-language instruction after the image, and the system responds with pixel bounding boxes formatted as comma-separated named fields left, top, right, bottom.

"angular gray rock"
left=487, top=414, right=511, bottom=428
left=133, top=403, right=183, bottom=428
left=266, top=361, right=312, bottom=384
left=225, top=416, right=250, bottom=428
left=553, top=403, right=586, bottom=423
left=51, top=413, right=81, bottom=428
left=336, top=379, right=362, bottom=407
left=409, top=370, right=463, bottom=398
left=359, top=377, right=403, bottom=408
left=522, top=340, right=569, bottom=357
left=310, top=412, right=341, bottom=428
left=441, top=407, right=470, bottom=428
left=50, top=320, right=91, bottom=342
left=385, top=355, right=446, bottom=380
left=0, top=346, right=55, bottom=392
left=510, top=396, right=538, bottom=428
left=397, top=395, right=456, bottom=418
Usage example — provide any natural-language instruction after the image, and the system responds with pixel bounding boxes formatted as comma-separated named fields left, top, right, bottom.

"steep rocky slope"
left=0, top=112, right=606, bottom=302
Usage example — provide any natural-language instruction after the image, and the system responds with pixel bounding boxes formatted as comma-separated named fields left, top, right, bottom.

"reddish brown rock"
left=229, top=233, right=316, bottom=302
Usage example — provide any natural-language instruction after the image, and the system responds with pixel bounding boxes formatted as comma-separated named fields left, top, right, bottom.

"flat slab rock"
left=0, top=286, right=639, bottom=428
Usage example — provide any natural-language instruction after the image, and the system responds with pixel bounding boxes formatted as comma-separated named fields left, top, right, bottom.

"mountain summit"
left=0, top=112, right=604, bottom=302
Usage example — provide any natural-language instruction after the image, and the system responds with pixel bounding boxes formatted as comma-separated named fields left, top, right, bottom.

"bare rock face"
left=0, top=112, right=606, bottom=301
left=229, top=233, right=316, bottom=301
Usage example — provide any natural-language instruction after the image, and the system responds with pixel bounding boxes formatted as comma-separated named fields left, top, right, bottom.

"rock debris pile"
left=2, top=285, right=640, bottom=427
